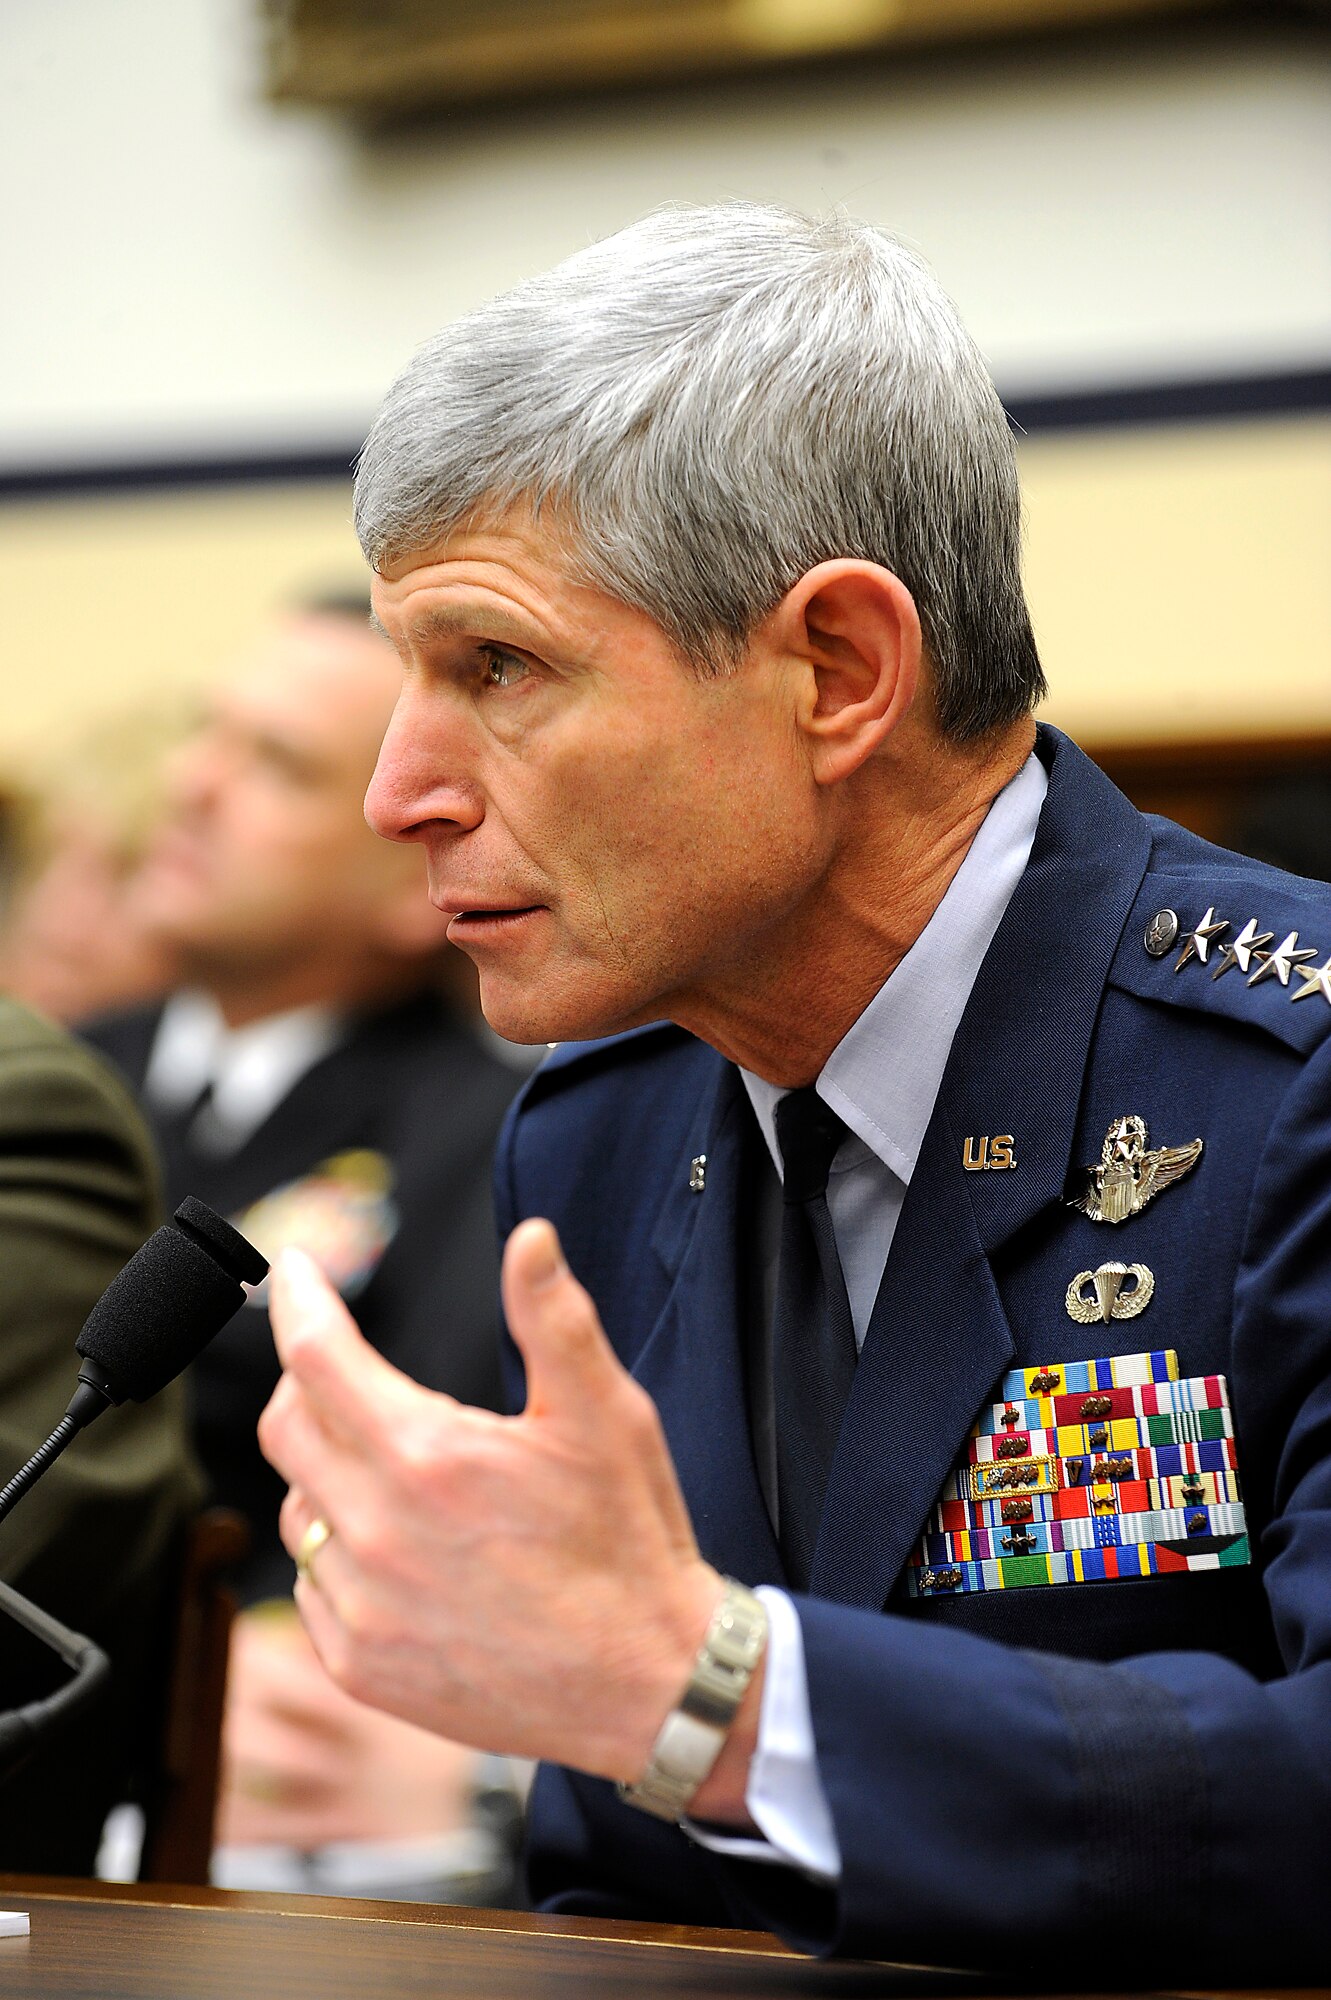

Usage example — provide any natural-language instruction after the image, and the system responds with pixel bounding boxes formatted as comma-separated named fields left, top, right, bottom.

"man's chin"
left=476, top=972, right=657, bottom=1051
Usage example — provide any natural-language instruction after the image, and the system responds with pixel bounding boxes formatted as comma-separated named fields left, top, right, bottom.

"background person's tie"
left=772, top=1085, right=858, bottom=1588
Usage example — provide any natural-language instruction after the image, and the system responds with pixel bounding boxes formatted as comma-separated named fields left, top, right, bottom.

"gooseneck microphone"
left=0, top=1197, right=268, bottom=1778
left=0, top=1196, right=268, bottom=1527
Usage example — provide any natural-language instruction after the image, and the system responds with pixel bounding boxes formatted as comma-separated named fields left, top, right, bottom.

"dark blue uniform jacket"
left=496, top=728, right=1331, bottom=1982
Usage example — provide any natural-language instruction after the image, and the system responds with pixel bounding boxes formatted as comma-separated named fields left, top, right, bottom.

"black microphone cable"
left=0, top=1581, right=109, bottom=1779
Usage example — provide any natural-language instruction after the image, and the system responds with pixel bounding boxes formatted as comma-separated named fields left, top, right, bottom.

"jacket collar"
left=641, top=727, right=1154, bottom=1603
left=739, top=749, right=1048, bottom=1193
left=940, top=724, right=1153, bottom=1254
left=813, top=726, right=1153, bottom=1603
left=638, top=1062, right=785, bottom=1586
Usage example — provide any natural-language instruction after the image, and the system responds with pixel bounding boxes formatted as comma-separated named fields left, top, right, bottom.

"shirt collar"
left=741, top=750, right=1048, bottom=1187
left=145, top=989, right=346, bottom=1147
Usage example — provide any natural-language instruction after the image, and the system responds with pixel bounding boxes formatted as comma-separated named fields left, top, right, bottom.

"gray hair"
left=354, top=202, right=1045, bottom=742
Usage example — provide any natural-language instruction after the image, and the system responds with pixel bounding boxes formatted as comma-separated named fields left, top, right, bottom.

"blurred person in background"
left=0, top=994, right=200, bottom=1874
left=81, top=597, right=525, bottom=1902
left=0, top=704, right=190, bottom=1023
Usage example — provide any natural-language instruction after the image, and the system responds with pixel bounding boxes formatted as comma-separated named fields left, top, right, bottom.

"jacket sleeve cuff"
left=682, top=1586, right=841, bottom=1882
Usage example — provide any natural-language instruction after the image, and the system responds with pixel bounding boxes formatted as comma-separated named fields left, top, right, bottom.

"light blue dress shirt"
left=687, top=750, right=1048, bottom=1879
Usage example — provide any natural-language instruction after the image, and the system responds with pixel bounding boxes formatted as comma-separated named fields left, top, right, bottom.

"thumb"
left=503, top=1218, right=624, bottom=1425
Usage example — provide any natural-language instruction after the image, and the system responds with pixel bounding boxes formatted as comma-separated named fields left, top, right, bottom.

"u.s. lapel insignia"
left=1066, top=1261, right=1154, bottom=1324
left=1068, top=1116, right=1202, bottom=1224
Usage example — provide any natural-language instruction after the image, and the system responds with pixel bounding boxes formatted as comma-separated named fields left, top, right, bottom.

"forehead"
left=370, top=514, right=636, bottom=656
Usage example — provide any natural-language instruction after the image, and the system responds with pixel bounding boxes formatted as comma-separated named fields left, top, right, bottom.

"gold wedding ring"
left=295, top=1515, right=332, bottom=1586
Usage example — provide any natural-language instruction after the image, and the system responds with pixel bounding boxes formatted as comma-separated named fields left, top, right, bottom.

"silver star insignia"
left=1068, top=1115, right=1204, bottom=1225
left=1211, top=917, right=1274, bottom=980
left=1248, top=930, right=1317, bottom=988
left=1174, top=906, right=1228, bottom=971
left=1290, top=954, right=1331, bottom=1007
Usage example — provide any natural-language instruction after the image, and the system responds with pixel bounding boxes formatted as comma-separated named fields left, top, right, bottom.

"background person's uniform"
left=85, top=987, right=521, bottom=1602
left=0, top=997, right=200, bottom=1873
left=497, top=726, right=1331, bottom=1982
left=85, top=984, right=527, bottom=1900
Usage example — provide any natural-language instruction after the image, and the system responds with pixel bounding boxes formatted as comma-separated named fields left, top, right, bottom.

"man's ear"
left=767, top=561, right=923, bottom=787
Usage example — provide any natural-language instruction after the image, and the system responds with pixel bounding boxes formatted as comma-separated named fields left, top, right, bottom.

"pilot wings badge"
left=1068, top=1116, right=1203, bottom=1225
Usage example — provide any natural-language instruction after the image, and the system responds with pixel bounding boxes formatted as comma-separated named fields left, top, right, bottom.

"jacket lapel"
left=636, top=1063, right=784, bottom=1586
left=811, top=729, right=1153, bottom=1606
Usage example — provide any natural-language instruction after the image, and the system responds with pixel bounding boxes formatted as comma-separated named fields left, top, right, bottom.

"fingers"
left=502, top=1218, right=627, bottom=1426
left=260, top=1368, right=355, bottom=1534
left=279, top=1485, right=339, bottom=1587
left=268, top=1248, right=418, bottom=1438
left=269, top=1245, right=359, bottom=1363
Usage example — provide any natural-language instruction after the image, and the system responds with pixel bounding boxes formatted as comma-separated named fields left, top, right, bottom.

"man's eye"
left=481, top=648, right=529, bottom=690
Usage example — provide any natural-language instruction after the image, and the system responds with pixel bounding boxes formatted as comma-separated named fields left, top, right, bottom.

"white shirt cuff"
left=683, top=1586, right=841, bottom=1883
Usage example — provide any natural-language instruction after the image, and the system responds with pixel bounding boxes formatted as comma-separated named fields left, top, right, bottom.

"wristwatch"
left=617, top=1578, right=768, bottom=1823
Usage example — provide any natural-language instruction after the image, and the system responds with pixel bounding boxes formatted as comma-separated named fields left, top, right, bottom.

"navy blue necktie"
left=772, top=1086, right=858, bottom=1588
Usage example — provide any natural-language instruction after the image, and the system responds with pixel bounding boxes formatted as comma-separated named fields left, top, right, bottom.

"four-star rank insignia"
left=1068, top=1116, right=1203, bottom=1225
left=1158, top=903, right=1331, bottom=1005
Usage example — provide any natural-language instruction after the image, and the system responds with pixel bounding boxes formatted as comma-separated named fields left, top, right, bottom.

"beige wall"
left=1, top=411, right=1327, bottom=775
left=1022, top=414, right=1331, bottom=745
left=4, top=4, right=1329, bottom=467
left=0, top=485, right=365, bottom=774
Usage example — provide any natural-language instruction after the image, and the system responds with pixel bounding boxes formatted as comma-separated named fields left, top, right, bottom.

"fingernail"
left=524, top=1223, right=566, bottom=1291
left=276, top=1246, right=324, bottom=1299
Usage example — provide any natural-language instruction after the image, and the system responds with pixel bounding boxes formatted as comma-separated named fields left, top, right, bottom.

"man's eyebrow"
left=402, top=604, right=538, bottom=650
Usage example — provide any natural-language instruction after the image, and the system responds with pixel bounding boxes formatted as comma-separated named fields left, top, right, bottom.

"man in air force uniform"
left=255, top=204, right=1331, bottom=1980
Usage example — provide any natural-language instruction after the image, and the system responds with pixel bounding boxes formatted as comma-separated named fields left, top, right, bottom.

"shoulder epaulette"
left=1113, top=856, right=1331, bottom=1056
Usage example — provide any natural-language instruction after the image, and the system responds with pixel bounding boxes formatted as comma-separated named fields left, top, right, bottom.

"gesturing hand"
left=258, top=1218, right=730, bottom=1788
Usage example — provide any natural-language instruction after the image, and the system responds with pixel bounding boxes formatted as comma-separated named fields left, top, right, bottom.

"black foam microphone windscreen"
left=74, top=1198, right=269, bottom=1405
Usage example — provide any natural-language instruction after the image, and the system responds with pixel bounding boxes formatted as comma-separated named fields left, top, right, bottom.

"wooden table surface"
left=0, top=1878, right=1324, bottom=2000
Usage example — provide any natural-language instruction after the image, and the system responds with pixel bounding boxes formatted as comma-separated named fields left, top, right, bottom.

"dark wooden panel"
left=0, top=1879, right=1326, bottom=1999
left=1084, top=733, right=1331, bottom=870
left=0, top=1882, right=967, bottom=2000
left=262, top=0, right=1219, bottom=114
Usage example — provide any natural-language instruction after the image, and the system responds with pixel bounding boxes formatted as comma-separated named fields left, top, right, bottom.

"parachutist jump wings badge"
left=1069, top=1115, right=1203, bottom=1225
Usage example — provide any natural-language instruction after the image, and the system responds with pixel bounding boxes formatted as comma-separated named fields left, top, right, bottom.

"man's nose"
left=166, top=731, right=222, bottom=811
left=365, top=691, right=483, bottom=842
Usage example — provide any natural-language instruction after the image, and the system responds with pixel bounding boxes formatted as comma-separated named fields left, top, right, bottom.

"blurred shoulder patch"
left=234, top=1150, right=399, bottom=1307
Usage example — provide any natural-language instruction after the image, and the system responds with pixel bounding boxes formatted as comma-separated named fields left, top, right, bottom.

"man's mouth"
left=444, top=905, right=545, bottom=938
left=138, top=823, right=209, bottom=885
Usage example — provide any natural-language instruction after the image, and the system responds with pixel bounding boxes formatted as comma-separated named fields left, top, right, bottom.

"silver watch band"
left=617, top=1578, right=768, bottom=1823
